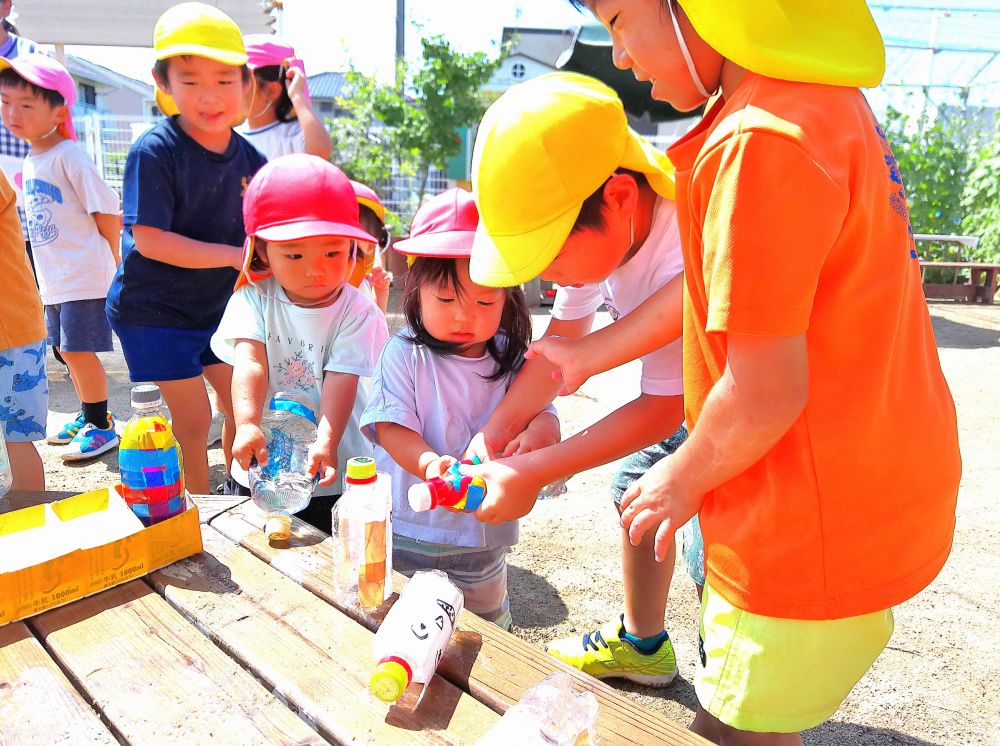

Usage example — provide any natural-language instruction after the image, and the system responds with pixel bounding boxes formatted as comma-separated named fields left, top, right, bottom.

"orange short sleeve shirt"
left=0, top=171, right=45, bottom=351
left=668, top=74, right=961, bottom=620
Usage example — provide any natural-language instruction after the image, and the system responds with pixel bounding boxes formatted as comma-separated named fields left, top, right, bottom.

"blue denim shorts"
left=0, top=339, right=48, bottom=442
left=110, top=318, right=223, bottom=382
left=610, top=425, right=705, bottom=585
left=45, top=298, right=113, bottom=353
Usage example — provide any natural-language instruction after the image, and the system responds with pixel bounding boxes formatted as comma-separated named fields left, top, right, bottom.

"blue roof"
left=307, top=72, right=348, bottom=101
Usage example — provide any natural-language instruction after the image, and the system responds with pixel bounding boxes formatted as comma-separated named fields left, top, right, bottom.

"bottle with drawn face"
left=369, top=569, right=464, bottom=706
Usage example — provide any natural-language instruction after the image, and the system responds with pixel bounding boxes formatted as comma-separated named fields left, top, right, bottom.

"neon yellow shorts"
left=695, top=581, right=894, bottom=733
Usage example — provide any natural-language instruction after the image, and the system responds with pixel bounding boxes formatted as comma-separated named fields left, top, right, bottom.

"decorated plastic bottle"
left=407, top=457, right=486, bottom=513
left=370, top=569, right=464, bottom=705
left=333, top=456, right=392, bottom=611
left=118, top=385, right=185, bottom=526
left=248, top=392, right=319, bottom=541
left=476, top=672, right=599, bottom=746
left=0, top=428, right=12, bottom=499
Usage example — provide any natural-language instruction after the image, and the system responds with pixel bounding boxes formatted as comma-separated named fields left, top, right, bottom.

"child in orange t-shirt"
left=566, top=0, right=961, bottom=740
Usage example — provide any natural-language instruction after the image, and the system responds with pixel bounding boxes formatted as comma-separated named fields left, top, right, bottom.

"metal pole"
left=395, top=0, right=405, bottom=87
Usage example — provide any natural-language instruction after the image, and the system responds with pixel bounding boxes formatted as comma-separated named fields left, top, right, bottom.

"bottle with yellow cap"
left=370, top=569, right=464, bottom=706
left=332, top=456, right=392, bottom=611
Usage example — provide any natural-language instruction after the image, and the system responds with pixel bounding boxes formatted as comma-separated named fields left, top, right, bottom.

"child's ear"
left=54, top=104, right=69, bottom=128
left=152, top=67, right=170, bottom=93
left=602, top=173, right=639, bottom=217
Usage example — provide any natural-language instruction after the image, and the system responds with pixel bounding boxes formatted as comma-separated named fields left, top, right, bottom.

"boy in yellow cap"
left=477, top=1, right=962, bottom=741
left=466, top=71, right=695, bottom=687
left=105, top=2, right=267, bottom=494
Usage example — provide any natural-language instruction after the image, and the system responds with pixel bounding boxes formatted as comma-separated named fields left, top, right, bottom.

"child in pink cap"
left=211, top=154, right=388, bottom=532
left=359, top=187, right=560, bottom=629
left=0, top=53, right=122, bottom=462
left=239, top=35, right=332, bottom=160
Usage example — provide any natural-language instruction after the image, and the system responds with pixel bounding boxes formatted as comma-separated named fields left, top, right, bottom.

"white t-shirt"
left=360, top=331, right=551, bottom=549
left=238, top=120, right=305, bottom=160
left=551, top=197, right=684, bottom=396
left=22, top=140, right=120, bottom=305
left=211, top=278, right=389, bottom=494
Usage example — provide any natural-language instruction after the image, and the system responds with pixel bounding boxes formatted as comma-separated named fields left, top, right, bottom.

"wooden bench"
left=914, top=234, right=998, bottom=305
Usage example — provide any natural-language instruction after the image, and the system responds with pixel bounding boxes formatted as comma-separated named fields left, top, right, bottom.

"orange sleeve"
left=697, top=132, right=849, bottom=336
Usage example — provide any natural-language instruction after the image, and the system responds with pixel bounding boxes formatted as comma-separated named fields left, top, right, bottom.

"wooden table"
left=1, top=492, right=708, bottom=745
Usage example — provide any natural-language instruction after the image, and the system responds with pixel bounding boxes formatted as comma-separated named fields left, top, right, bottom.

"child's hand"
left=306, top=438, right=337, bottom=487
left=618, top=456, right=703, bottom=563
left=463, top=429, right=508, bottom=463
left=424, top=454, right=458, bottom=481
left=502, top=414, right=560, bottom=457
left=468, top=455, right=544, bottom=524
left=285, top=65, right=310, bottom=103
left=525, top=335, right=594, bottom=396
left=233, top=423, right=267, bottom=471
left=368, top=265, right=393, bottom=292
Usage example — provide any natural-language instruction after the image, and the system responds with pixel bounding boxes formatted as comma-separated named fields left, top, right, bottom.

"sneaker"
left=48, top=412, right=85, bottom=445
left=207, top=410, right=226, bottom=447
left=545, top=616, right=678, bottom=687
left=60, top=420, right=119, bottom=462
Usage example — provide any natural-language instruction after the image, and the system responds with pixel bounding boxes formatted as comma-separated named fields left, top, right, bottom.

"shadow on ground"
left=508, top=561, right=570, bottom=628
left=805, top=722, right=942, bottom=745
left=930, top=312, right=1000, bottom=349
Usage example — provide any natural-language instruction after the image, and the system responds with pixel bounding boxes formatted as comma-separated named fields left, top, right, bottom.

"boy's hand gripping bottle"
left=370, top=569, right=464, bottom=706
left=118, top=385, right=186, bottom=526
left=332, top=456, right=393, bottom=611
left=407, top=457, right=486, bottom=513
left=248, top=392, right=319, bottom=542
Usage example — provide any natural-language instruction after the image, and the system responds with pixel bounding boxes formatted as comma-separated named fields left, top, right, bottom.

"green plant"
left=961, top=117, right=1000, bottom=263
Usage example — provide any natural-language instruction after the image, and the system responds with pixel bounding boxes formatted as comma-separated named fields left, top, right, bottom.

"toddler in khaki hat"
left=105, top=3, right=267, bottom=495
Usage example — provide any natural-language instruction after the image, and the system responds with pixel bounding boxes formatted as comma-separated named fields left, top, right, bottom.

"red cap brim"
left=393, top=229, right=475, bottom=259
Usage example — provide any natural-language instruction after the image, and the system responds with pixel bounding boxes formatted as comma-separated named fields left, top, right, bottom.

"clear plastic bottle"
left=248, top=392, right=319, bottom=541
left=0, top=428, right=13, bottom=499
left=407, top=457, right=486, bottom=513
left=333, top=456, right=392, bottom=611
left=476, top=672, right=599, bottom=746
left=370, top=569, right=464, bottom=705
left=118, top=385, right=185, bottom=526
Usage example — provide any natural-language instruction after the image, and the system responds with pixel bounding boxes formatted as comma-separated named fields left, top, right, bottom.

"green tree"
left=961, top=118, right=1000, bottom=263
left=329, top=71, right=400, bottom=199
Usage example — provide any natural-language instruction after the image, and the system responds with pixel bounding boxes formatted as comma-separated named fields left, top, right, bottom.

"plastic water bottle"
left=370, top=570, right=464, bottom=705
left=248, top=392, right=319, bottom=541
left=476, top=672, right=599, bottom=746
left=332, top=456, right=392, bottom=611
left=118, top=385, right=185, bottom=526
left=407, top=457, right=486, bottom=513
left=0, top=428, right=13, bottom=499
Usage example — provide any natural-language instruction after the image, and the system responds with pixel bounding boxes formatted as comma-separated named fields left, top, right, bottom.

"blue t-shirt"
left=106, top=117, right=266, bottom=329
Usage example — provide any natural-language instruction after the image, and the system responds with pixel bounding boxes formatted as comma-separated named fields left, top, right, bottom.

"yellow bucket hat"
left=153, top=2, right=248, bottom=117
left=677, top=0, right=885, bottom=88
left=471, top=72, right=674, bottom=288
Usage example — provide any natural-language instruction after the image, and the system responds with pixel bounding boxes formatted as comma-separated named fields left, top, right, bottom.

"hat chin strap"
left=668, top=0, right=714, bottom=99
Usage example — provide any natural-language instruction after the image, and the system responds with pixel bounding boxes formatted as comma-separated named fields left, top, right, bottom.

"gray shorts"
left=610, top=425, right=705, bottom=586
left=45, top=298, right=113, bottom=353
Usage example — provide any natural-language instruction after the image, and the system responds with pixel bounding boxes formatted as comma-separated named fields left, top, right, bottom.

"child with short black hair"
left=0, top=53, right=121, bottom=461
left=349, top=180, right=392, bottom=314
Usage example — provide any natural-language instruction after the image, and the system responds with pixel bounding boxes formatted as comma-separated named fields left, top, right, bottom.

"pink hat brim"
left=254, top=219, right=377, bottom=245
left=393, top=229, right=475, bottom=258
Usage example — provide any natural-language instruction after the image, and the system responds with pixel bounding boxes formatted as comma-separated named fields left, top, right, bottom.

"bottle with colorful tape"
left=407, top=457, right=486, bottom=513
left=118, top=385, right=186, bottom=526
left=332, top=456, right=393, bottom=611
left=370, top=569, right=464, bottom=706
left=248, top=392, right=319, bottom=542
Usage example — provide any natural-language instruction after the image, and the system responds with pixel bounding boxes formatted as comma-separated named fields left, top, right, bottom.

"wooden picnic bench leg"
left=984, top=268, right=998, bottom=305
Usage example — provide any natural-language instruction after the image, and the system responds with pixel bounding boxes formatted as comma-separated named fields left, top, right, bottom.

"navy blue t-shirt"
left=106, top=117, right=266, bottom=329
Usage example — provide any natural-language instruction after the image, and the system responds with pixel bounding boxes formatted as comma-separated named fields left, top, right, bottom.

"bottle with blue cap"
left=248, top=392, right=319, bottom=541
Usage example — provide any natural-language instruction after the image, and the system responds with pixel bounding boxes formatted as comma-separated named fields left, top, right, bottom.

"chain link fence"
left=73, top=111, right=158, bottom=197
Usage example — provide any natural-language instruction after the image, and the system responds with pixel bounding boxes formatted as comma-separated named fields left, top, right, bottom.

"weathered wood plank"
left=150, top=526, right=499, bottom=745
left=210, top=503, right=708, bottom=746
left=0, top=622, right=116, bottom=745
left=28, top=581, right=324, bottom=745
left=190, top=493, right=251, bottom=524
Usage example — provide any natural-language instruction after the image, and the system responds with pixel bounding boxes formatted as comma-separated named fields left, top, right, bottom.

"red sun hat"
left=0, top=53, right=77, bottom=141
left=237, top=154, right=378, bottom=289
left=394, top=188, right=478, bottom=259
left=243, top=34, right=296, bottom=70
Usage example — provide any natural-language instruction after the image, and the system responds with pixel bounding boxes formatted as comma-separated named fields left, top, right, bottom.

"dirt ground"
left=37, top=302, right=999, bottom=745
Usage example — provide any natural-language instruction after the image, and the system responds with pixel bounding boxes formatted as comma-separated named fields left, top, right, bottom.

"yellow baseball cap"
left=470, top=72, right=674, bottom=288
left=677, top=0, right=885, bottom=88
left=153, top=2, right=248, bottom=117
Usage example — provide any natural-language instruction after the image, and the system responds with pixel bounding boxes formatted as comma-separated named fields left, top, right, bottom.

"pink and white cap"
left=0, top=53, right=77, bottom=141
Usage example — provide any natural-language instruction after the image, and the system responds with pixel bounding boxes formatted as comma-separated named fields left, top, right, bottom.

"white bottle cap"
left=407, top=483, right=433, bottom=512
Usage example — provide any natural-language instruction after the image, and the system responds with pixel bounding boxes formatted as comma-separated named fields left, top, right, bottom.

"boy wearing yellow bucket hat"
left=467, top=71, right=697, bottom=687
left=105, top=2, right=267, bottom=495
left=532, top=0, right=960, bottom=740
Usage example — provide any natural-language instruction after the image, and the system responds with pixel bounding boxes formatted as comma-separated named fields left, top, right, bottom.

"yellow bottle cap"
left=370, top=659, right=410, bottom=703
left=346, top=456, right=377, bottom=482
left=265, top=514, right=291, bottom=542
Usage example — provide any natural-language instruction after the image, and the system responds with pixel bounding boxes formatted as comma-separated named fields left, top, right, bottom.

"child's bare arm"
left=286, top=67, right=333, bottom=160
left=93, top=212, right=122, bottom=265
left=618, top=333, right=809, bottom=561
left=528, top=274, right=683, bottom=395
left=374, top=421, right=456, bottom=480
left=502, top=411, right=561, bottom=457
left=308, top=371, right=359, bottom=485
left=231, top=339, right=269, bottom=470
left=132, top=225, right=242, bottom=270
left=466, top=313, right=594, bottom=460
